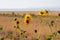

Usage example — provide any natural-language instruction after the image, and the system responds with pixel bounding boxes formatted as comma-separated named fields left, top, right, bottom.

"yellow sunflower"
left=38, top=10, right=48, bottom=16
left=43, top=9, right=49, bottom=15
left=24, top=14, right=32, bottom=24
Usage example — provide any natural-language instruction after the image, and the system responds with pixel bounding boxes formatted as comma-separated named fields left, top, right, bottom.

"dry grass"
left=0, top=11, right=60, bottom=40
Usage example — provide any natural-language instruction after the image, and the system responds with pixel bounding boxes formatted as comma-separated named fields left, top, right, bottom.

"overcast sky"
left=0, top=0, right=60, bottom=11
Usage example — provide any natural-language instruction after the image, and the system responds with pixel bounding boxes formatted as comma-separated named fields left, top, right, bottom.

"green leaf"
left=17, top=25, right=20, bottom=29
left=45, top=20, right=49, bottom=25
left=23, top=31, right=26, bottom=33
left=45, top=35, right=52, bottom=40
left=8, top=33, right=12, bottom=39
left=35, top=38, right=39, bottom=40
left=53, top=32, right=57, bottom=36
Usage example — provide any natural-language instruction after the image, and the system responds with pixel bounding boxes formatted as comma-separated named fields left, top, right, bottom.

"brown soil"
left=0, top=11, right=60, bottom=40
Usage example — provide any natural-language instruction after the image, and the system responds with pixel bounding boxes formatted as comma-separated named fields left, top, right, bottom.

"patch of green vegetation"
left=45, top=32, right=58, bottom=40
left=34, top=38, right=39, bottom=40
left=1, top=12, right=22, bottom=17
left=20, top=31, right=28, bottom=39
left=5, top=14, right=11, bottom=17
left=14, top=25, right=20, bottom=29
left=50, top=20, right=55, bottom=26
left=0, top=27, right=2, bottom=30
left=20, top=30, right=27, bottom=38
left=0, top=38, right=4, bottom=40
left=45, top=20, right=49, bottom=25
left=53, top=32, right=57, bottom=35
left=57, top=30, right=60, bottom=34
left=20, top=31, right=26, bottom=36
left=17, top=25, right=20, bottom=29
left=45, top=35, right=52, bottom=40
left=23, top=30, right=26, bottom=33
left=8, top=33, right=13, bottom=39
left=0, top=25, right=3, bottom=31
left=52, top=32, right=57, bottom=39
left=21, top=30, right=26, bottom=33
left=52, top=32, right=58, bottom=40
left=35, top=38, right=39, bottom=40
left=48, top=16, right=60, bottom=18
left=41, top=16, right=60, bottom=19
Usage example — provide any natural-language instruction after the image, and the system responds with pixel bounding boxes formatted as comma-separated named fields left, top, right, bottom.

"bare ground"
left=0, top=11, right=60, bottom=40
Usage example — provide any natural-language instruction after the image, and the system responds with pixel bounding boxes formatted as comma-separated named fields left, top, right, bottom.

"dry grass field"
left=0, top=11, right=60, bottom=40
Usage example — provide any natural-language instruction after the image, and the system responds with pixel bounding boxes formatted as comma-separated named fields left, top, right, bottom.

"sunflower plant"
left=45, top=35, right=53, bottom=40
left=44, top=9, right=49, bottom=14
left=14, top=18, right=20, bottom=29
left=38, top=10, right=48, bottom=16
left=24, top=14, right=32, bottom=25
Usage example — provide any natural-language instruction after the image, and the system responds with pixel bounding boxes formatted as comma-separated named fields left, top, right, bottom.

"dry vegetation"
left=0, top=11, right=60, bottom=40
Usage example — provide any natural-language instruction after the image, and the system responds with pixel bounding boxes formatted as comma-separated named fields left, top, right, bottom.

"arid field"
left=0, top=11, right=60, bottom=40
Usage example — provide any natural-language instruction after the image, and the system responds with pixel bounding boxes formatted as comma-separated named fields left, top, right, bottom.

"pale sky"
left=0, top=0, right=60, bottom=11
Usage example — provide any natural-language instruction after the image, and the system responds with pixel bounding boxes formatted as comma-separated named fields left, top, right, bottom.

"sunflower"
left=43, top=9, right=49, bottom=15
left=24, top=14, right=32, bottom=24
left=14, top=18, right=20, bottom=29
left=38, top=10, right=48, bottom=16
